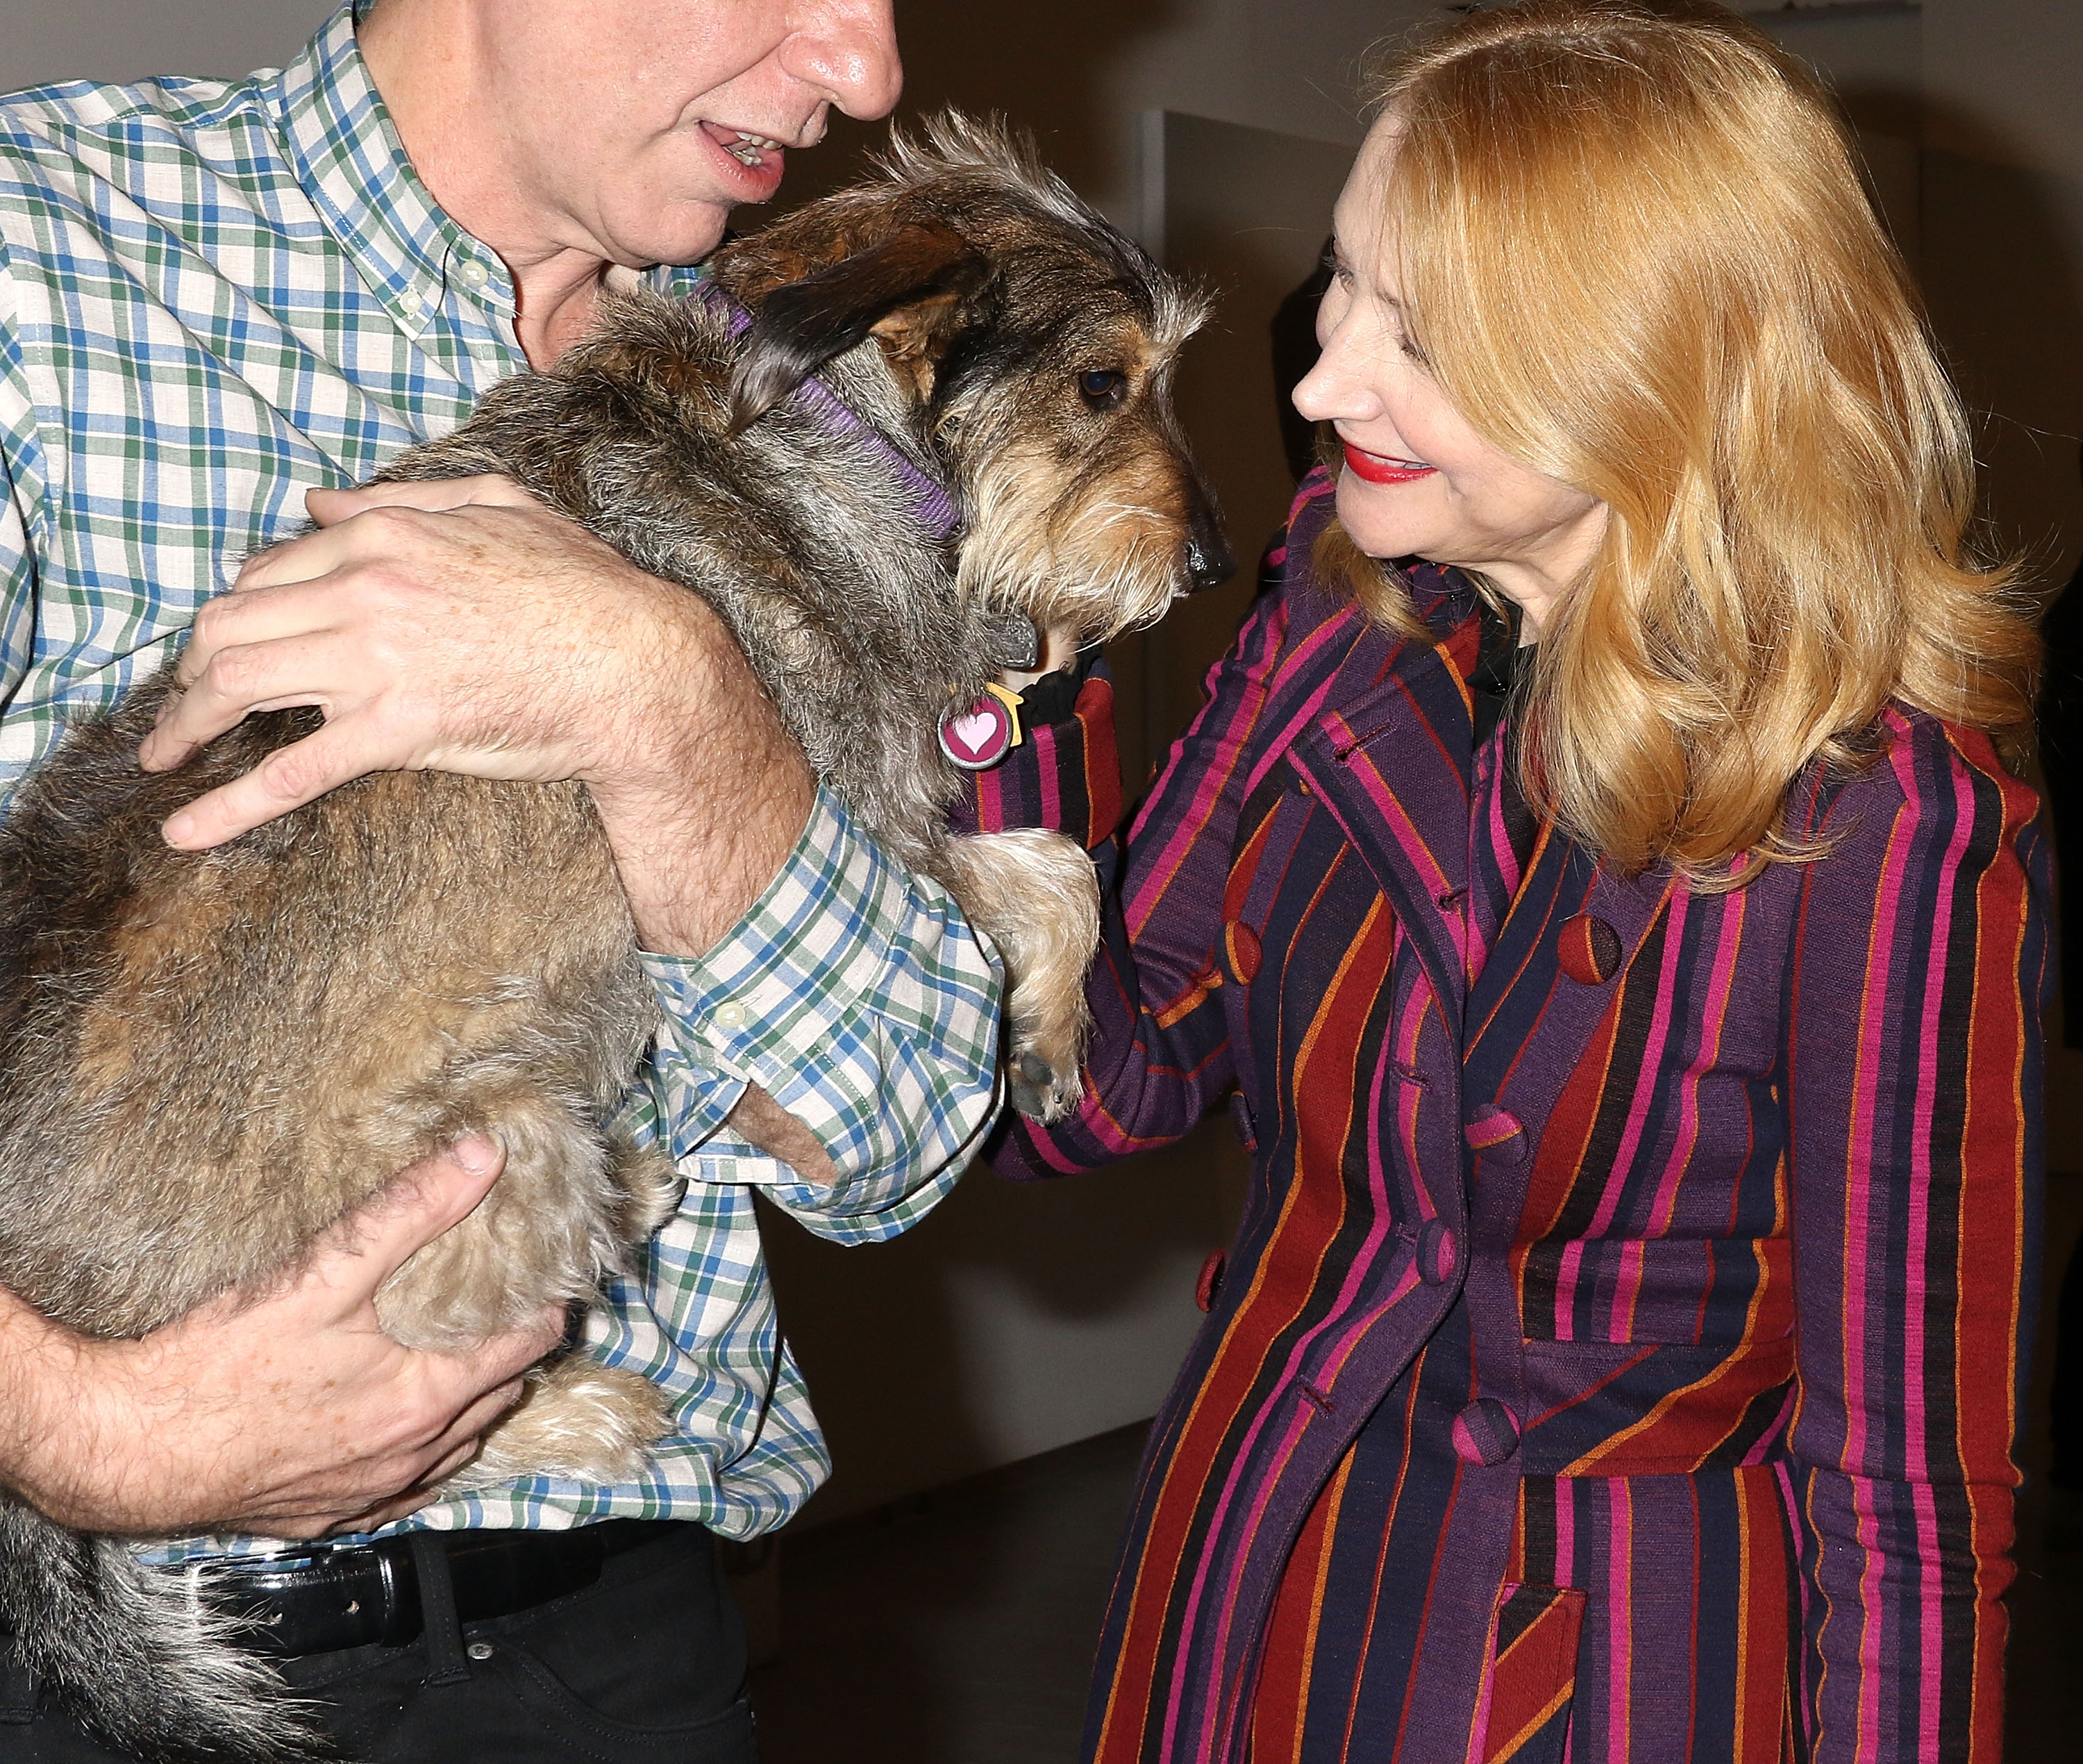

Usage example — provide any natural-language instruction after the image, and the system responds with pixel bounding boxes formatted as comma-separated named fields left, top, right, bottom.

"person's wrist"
left=0, top=1302, right=112, bottom=1525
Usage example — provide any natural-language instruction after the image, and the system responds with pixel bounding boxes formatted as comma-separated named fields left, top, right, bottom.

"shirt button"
left=1415, top=1219, right=1457, bottom=1285
left=1557, top=912, right=1624, bottom=985
left=399, top=287, right=423, bottom=314
left=1463, top=1104, right=1526, bottom=1163
left=1451, top=1398, right=1521, bottom=1466
left=712, top=1000, right=748, bottom=1031
left=460, top=259, right=490, bottom=287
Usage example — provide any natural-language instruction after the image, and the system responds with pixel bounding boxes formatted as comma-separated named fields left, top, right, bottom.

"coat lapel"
left=1285, top=605, right=1480, bottom=1024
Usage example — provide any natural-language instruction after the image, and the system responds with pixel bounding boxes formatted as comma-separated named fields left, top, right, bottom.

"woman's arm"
left=1784, top=707, right=2051, bottom=1763
left=971, top=572, right=1305, bottom=1177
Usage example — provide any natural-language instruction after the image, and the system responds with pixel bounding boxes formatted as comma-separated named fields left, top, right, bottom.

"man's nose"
left=782, top=1, right=903, bottom=122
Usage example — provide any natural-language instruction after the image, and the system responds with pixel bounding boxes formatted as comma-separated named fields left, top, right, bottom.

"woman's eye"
left=1079, top=369, right=1128, bottom=408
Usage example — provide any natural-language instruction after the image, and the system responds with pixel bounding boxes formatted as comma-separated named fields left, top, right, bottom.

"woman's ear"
left=728, top=221, right=986, bottom=432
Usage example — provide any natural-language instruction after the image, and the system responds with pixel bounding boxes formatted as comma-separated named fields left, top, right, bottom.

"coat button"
left=1451, top=1398, right=1521, bottom=1467
left=1228, top=1091, right=1257, bottom=1152
left=1463, top=1104, right=1526, bottom=1163
left=1196, top=1250, right=1227, bottom=1313
left=1557, top=912, right=1624, bottom=985
left=1415, top=1219, right=1457, bottom=1285
left=1224, top=920, right=1262, bottom=983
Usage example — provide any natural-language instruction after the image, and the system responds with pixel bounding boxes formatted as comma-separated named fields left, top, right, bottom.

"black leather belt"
left=195, top=1518, right=685, bottom=1657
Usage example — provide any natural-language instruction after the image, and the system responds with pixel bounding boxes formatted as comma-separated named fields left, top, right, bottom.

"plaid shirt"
left=0, top=3, right=1001, bottom=1558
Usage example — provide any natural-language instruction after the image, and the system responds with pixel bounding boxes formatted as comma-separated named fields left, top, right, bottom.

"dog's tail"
left=0, top=1497, right=332, bottom=1762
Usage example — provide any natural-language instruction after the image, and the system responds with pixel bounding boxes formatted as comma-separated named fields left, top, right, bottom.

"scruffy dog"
left=0, top=114, right=1223, bottom=1763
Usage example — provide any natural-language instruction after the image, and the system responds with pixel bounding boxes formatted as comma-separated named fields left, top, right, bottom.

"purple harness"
left=696, top=281, right=961, bottom=541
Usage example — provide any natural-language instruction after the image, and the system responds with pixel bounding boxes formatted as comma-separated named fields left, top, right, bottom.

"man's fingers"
left=142, top=634, right=347, bottom=773
left=306, top=476, right=539, bottom=526
left=158, top=719, right=383, bottom=849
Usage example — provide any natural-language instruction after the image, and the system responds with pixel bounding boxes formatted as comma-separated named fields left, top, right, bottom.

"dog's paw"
left=1008, top=1048, right=1081, bottom=1123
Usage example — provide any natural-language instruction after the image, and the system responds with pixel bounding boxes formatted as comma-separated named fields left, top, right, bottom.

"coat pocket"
left=1466, top=1583, right=1587, bottom=1764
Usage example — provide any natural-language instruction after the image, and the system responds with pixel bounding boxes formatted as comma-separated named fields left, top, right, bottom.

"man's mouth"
left=1341, top=441, right=1437, bottom=485
left=698, top=121, right=789, bottom=194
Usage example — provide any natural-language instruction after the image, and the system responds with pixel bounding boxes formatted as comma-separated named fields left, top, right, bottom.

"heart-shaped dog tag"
left=937, top=690, right=1019, bottom=771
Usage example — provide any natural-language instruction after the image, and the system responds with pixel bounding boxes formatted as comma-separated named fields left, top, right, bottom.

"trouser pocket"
left=1467, top=1582, right=1587, bottom=1764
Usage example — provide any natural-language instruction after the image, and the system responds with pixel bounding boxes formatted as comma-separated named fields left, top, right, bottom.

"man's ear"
left=728, top=221, right=986, bottom=432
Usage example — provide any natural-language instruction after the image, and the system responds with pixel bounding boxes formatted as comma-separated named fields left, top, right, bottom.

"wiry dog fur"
left=0, top=112, right=1221, bottom=1763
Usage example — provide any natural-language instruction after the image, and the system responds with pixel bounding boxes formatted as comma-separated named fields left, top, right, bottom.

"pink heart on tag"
left=946, top=710, right=997, bottom=757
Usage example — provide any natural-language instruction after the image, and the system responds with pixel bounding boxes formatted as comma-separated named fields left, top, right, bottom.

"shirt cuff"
left=637, top=783, right=992, bottom=1179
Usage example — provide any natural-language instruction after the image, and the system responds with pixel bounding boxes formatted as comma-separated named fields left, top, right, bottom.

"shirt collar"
left=272, top=3, right=515, bottom=335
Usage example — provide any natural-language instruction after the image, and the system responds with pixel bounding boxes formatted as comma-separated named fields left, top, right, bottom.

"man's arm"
left=0, top=1143, right=564, bottom=1540
left=140, top=476, right=1006, bottom=1195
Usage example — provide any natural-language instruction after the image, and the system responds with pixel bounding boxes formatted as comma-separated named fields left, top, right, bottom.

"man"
left=0, top=0, right=1000, bottom=1755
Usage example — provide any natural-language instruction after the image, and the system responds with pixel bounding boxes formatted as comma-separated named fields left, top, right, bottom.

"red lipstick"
left=1342, top=442, right=1437, bottom=485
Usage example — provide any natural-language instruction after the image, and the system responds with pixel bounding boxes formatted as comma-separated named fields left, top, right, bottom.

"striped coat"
left=983, top=474, right=2049, bottom=1763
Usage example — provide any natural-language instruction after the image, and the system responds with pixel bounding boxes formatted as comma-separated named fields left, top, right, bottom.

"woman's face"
left=1292, top=118, right=1606, bottom=632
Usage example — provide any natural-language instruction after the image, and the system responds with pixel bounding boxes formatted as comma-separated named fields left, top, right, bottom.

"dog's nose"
left=1185, top=512, right=1234, bottom=594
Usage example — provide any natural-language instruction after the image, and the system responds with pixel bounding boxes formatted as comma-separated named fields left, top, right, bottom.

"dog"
left=0, top=112, right=1226, bottom=1763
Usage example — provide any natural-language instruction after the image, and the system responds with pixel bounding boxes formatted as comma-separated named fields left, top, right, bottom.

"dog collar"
left=695, top=282, right=962, bottom=542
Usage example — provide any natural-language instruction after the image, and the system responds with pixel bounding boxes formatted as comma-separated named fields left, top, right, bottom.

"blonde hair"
left=1335, top=0, right=2036, bottom=883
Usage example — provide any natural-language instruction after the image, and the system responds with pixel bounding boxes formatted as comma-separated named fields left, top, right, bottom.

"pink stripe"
left=1899, top=739, right=1978, bottom=1754
left=1843, top=719, right=1917, bottom=1480
left=973, top=754, right=1005, bottom=830
left=1838, top=741, right=1922, bottom=1764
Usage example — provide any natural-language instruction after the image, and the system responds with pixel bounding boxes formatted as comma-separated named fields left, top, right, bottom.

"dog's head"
left=712, top=112, right=1232, bottom=646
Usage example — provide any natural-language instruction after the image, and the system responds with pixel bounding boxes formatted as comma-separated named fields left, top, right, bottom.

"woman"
left=976, top=2, right=2048, bottom=1761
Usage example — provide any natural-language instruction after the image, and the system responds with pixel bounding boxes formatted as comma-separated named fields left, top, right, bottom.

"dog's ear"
left=728, top=221, right=985, bottom=431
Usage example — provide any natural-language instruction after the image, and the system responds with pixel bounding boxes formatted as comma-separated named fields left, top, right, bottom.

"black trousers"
left=1, top=1522, right=760, bottom=1762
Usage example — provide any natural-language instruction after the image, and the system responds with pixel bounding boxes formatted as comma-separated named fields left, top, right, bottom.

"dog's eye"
left=1078, top=369, right=1128, bottom=409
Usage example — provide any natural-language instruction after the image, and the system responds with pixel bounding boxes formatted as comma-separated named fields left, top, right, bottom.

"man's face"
left=481, top=0, right=902, bottom=268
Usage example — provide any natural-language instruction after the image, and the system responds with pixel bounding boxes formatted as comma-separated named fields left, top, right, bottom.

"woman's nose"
left=1291, top=339, right=1375, bottom=427
left=782, top=1, right=903, bottom=121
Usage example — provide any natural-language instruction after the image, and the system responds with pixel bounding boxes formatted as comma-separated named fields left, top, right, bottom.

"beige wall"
left=0, top=1, right=331, bottom=93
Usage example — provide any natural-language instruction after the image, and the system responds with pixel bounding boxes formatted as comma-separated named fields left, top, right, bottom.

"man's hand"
left=140, top=478, right=815, bottom=955
left=0, top=1139, right=564, bottom=1541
